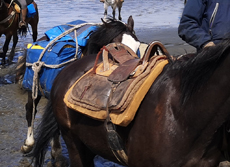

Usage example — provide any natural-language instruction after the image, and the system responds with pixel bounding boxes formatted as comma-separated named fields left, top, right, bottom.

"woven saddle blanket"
left=64, top=42, right=169, bottom=126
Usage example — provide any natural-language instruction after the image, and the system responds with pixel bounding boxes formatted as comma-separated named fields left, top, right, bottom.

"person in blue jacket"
left=178, top=0, right=230, bottom=51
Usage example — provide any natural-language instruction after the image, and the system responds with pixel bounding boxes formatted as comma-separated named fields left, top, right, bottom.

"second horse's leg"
left=2, top=34, right=12, bottom=65
left=104, top=3, right=108, bottom=20
left=21, top=92, right=41, bottom=154
left=118, top=6, right=122, bottom=20
left=8, top=32, right=18, bottom=63
left=112, top=6, right=116, bottom=20
left=49, top=133, right=69, bottom=167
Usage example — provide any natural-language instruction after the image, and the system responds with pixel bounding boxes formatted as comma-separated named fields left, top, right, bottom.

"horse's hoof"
left=21, top=144, right=33, bottom=154
left=0, top=64, right=6, bottom=69
left=6, top=59, right=13, bottom=65
left=54, top=155, right=69, bottom=167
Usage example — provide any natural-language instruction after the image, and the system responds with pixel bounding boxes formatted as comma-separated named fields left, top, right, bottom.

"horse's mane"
left=85, top=18, right=127, bottom=54
left=4, top=0, right=11, bottom=4
left=152, top=39, right=230, bottom=105
left=178, top=39, right=230, bottom=104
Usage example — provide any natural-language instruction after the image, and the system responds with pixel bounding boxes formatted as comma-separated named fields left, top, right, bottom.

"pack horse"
left=18, top=16, right=141, bottom=163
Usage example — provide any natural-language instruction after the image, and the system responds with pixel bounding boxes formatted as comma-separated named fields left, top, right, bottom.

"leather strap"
left=106, top=43, right=137, bottom=64
left=0, top=10, right=15, bottom=24
left=142, top=41, right=170, bottom=63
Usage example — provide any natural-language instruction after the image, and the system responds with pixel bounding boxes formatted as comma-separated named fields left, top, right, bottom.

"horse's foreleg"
left=118, top=6, right=122, bottom=20
left=104, top=3, right=108, bottom=20
left=8, top=33, right=18, bottom=63
left=1, top=34, right=12, bottom=65
left=32, top=28, right=38, bottom=43
left=112, top=7, right=116, bottom=20
left=21, top=92, right=42, bottom=154
left=30, top=21, right=38, bottom=42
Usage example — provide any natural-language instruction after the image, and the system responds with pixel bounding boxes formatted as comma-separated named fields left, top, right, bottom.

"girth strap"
left=105, top=83, right=128, bottom=166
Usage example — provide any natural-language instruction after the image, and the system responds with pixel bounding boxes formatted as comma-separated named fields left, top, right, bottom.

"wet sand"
left=136, top=27, right=196, bottom=55
left=0, top=27, right=196, bottom=166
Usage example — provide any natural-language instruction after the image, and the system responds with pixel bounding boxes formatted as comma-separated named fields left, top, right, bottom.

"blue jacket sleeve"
left=178, top=0, right=212, bottom=49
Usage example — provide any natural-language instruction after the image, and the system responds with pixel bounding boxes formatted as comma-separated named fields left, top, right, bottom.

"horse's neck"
left=182, top=51, right=230, bottom=136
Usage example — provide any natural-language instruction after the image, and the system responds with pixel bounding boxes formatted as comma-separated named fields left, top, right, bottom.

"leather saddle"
left=64, top=41, right=169, bottom=126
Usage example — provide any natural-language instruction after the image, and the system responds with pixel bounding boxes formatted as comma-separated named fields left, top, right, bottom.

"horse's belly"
left=106, top=0, right=116, bottom=5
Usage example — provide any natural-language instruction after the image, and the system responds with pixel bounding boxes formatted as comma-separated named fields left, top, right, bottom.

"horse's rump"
left=64, top=45, right=168, bottom=126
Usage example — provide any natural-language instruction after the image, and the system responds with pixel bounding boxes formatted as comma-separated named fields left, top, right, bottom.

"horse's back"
left=105, top=0, right=123, bottom=7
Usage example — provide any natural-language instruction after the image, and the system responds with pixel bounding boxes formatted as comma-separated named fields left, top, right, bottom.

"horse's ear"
left=127, top=16, right=134, bottom=32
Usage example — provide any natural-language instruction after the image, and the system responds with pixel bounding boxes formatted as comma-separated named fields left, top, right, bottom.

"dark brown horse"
left=31, top=36, right=230, bottom=167
left=19, top=16, right=140, bottom=157
left=0, top=0, right=38, bottom=65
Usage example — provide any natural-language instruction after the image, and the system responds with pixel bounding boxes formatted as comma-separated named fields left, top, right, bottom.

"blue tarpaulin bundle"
left=22, top=20, right=98, bottom=98
left=94, top=155, right=126, bottom=167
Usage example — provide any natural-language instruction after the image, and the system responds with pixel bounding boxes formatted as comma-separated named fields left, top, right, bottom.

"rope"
left=105, top=82, right=129, bottom=166
left=27, top=22, right=101, bottom=99
left=31, top=61, right=44, bottom=99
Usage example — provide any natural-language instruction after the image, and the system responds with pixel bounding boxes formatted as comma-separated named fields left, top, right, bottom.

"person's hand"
left=204, top=41, right=215, bottom=48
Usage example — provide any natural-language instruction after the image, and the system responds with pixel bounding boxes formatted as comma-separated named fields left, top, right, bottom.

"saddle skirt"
left=64, top=42, right=169, bottom=126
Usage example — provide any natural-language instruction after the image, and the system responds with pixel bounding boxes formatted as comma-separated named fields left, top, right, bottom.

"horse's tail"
left=29, top=99, right=59, bottom=167
left=18, top=27, right=27, bottom=38
left=15, top=49, right=27, bottom=85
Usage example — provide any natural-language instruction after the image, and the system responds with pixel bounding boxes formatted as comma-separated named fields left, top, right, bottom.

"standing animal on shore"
left=0, top=0, right=38, bottom=65
left=18, top=16, right=140, bottom=160
left=101, top=0, right=124, bottom=20
left=31, top=16, right=230, bottom=167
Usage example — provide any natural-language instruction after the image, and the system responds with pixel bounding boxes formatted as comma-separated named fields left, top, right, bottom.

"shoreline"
left=136, top=27, right=196, bottom=56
